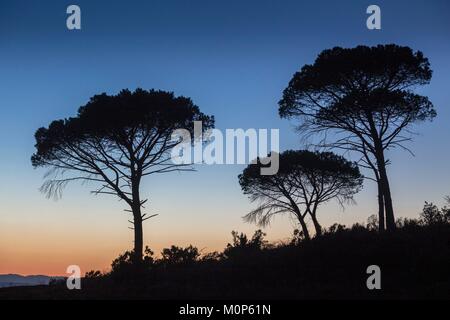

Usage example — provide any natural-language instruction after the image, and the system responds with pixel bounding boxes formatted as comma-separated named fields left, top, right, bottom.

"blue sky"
left=0, top=0, right=449, bottom=274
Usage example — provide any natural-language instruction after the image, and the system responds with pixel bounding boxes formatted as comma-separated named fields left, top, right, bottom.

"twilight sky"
left=0, top=0, right=449, bottom=275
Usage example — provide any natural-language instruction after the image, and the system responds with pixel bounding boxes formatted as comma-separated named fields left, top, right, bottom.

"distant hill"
left=0, top=274, right=63, bottom=288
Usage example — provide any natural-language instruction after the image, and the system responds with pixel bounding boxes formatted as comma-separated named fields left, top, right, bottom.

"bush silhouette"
left=223, top=230, right=267, bottom=260
left=420, top=202, right=450, bottom=225
left=160, top=245, right=200, bottom=266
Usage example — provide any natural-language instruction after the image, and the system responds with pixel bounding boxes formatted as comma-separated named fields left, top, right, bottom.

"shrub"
left=160, top=245, right=200, bottom=266
left=223, top=230, right=267, bottom=259
left=420, top=201, right=449, bottom=225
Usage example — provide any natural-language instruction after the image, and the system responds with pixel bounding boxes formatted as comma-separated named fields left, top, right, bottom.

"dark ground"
left=1, top=222, right=449, bottom=300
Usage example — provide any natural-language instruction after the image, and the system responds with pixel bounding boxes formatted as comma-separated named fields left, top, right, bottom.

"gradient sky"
left=0, top=0, right=449, bottom=275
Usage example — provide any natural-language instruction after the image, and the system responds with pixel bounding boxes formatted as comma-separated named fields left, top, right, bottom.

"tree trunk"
left=132, top=204, right=144, bottom=264
left=298, top=216, right=310, bottom=241
left=310, top=213, right=322, bottom=237
left=367, top=114, right=396, bottom=232
left=286, top=195, right=311, bottom=241
left=131, top=173, right=144, bottom=264
left=374, top=147, right=396, bottom=231
left=378, top=165, right=396, bottom=231
left=363, top=149, right=385, bottom=232
left=377, top=179, right=385, bottom=232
